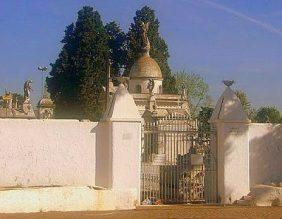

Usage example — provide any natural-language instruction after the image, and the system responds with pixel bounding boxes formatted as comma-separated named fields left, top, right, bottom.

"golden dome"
left=129, top=54, right=162, bottom=79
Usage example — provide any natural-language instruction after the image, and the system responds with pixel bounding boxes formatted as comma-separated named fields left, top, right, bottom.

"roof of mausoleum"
left=132, top=93, right=184, bottom=102
left=129, top=54, right=163, bottom=79
left=129, top=22, right=163, bottom=80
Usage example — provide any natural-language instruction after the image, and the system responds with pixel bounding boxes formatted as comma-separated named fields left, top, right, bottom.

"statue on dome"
left=140, top=21, right=150, bottom=55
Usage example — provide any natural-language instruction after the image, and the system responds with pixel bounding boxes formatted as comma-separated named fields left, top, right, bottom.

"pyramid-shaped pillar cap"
left=103, top=84, right=141, bottom=122
left=210, top=82, right=250, bottom=123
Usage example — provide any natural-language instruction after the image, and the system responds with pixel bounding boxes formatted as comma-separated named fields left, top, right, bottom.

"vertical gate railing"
left=141, top=113, right=217, bottom=204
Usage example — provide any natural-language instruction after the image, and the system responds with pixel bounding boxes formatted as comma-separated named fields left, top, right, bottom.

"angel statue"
left=140, top=21, right=150, bottom=55
left=147, top=79, right=155, bottom=95
left=23, top=80, right=33, bottom=103
left=181, top=83, right=187, bottom=100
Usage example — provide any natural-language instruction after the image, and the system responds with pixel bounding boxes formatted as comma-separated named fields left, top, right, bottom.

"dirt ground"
left=0, top=205, right=281, bottom=219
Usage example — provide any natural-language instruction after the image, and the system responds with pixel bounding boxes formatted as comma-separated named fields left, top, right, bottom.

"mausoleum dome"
left=38, top=98, right=54, bottom=108
left=129, top=54, right=162, bottom=79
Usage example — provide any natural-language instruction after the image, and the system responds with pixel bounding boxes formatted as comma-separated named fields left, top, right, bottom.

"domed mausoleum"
left=37, top=85, right=54, bottom=119
left=129, top=54, right=163, bottom=94
left=106, top=22, right=189, bottom=120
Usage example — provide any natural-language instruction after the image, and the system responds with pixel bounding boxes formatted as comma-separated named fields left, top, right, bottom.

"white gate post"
left=210, top=84, right=250, bottom=204
left=103, top=84, right=142, bottom=208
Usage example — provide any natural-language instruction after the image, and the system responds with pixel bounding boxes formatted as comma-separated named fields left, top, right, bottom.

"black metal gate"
left=141, top=113, right=217, bottom=204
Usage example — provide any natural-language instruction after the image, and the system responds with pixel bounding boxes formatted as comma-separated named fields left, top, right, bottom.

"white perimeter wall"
left=249, top=123, right=282, bottom=186
left=0, top=119, right=98, bottom=187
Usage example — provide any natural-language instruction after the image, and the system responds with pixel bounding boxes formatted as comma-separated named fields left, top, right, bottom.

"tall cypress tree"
left=47, top=6, right=109, bottom=120
left=105, top=21, right=127, bottom=77
left=47, top=23, right=78, bottom=118
left=126, top=6, right=177, bottom=94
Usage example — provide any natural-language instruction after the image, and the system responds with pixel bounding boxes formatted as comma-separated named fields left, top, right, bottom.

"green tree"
left=235, top=90, right=257, bottom=121
left=255, top=106, right=282, bottom=123
left=174, top=70, right=211, bottom=116
left=47, top=6, right=109, bottom=120
left=105, top=21, right=127, bottom=77
left=235, top=90, right=251, bottom=113
left=126, top=6, right=177, bottom=93
left=198, top=106, right=214, bottom=133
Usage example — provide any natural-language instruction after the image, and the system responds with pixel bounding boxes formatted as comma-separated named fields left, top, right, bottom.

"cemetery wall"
left=0, top=85, right=141, bottom=212
left=249, top=123, right=282, bottom=186
left=0, top=119, right=98, bottom=187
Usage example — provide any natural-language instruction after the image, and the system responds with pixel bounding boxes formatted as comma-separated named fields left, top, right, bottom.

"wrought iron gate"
left=141, top=113, right=217, bottom=204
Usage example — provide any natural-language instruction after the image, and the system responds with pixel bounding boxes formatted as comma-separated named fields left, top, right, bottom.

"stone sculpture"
left=147, top=79, right=155, bottom=95
left=22, top=80, right=33, bottom=114
left=23, top=80, right=33, bottom=103
left=140, top=21, right=150, bottom=55
left=181, top=83, right=187, bottom=100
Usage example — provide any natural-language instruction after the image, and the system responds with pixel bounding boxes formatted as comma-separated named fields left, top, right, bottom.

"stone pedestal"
left=22, top=101, right=35, bottom=118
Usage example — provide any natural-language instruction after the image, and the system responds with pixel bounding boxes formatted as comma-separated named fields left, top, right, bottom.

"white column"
left=102, top=84, right=142, bottom=207
left=110, top=120, right=141, bottom=190
left=210, top=85, right=250, bottom=204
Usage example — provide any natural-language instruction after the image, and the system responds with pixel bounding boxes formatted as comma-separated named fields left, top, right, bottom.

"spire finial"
left=140, top=21, right=150, bottom=56
left=222, top=80, right=235, bottom=87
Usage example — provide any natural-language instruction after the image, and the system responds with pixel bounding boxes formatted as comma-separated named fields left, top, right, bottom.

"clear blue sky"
left=1, top=0, right=282, bottom=109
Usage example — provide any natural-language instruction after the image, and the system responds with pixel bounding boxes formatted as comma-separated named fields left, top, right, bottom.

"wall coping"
left=210, top=119, right=251, bottom=124
left=103, top=118, right=142, bottom=123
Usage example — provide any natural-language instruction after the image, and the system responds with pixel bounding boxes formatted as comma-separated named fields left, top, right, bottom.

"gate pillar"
left=100, top=83, right=142, bottom=208
left=210, top=84, right=251, bottom=204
